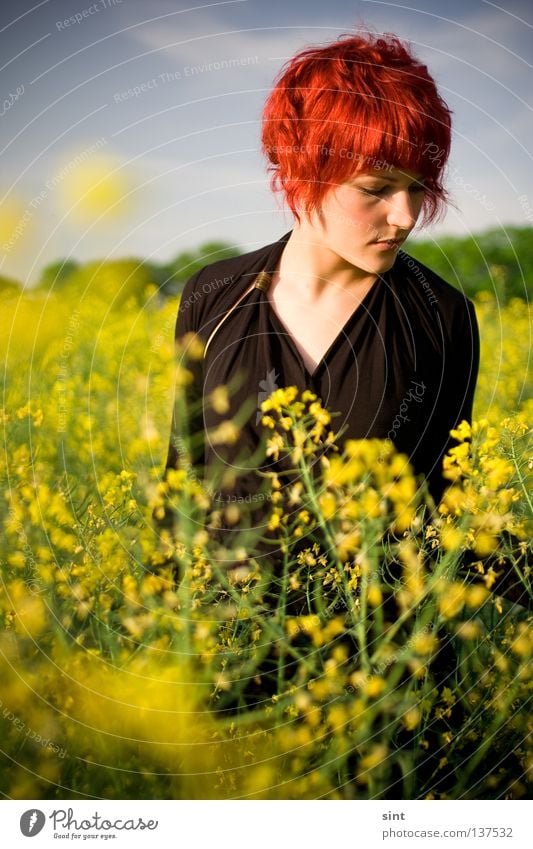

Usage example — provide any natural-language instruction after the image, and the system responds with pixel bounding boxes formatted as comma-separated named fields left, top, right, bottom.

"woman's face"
left=305, top=165, right=426, bottom=277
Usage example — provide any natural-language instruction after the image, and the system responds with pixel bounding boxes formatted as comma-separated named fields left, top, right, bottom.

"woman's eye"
left=360, top=187, right=387, bottom=196
left=359, top=183, right=426, bottom=197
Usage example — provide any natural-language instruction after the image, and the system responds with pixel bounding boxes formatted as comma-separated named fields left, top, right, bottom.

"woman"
left=160, top=30, right=479, bottom=560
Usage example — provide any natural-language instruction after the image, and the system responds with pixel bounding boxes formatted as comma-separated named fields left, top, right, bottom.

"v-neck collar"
left=264, top=274, right=385, bottom=380
left=255, top=234, right=389, bottom=380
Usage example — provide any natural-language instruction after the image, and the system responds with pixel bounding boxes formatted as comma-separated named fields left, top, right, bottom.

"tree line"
left=1, top=226, right=531, bottom=306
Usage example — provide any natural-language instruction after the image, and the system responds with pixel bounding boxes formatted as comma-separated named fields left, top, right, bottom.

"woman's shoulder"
left=394, top=249, right=476, bottom=322
left=177, top=231, right=291, bottom=335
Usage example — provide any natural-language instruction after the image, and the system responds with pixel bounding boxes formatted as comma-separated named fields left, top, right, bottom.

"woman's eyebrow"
left=360, top=174, right=425, bottom=183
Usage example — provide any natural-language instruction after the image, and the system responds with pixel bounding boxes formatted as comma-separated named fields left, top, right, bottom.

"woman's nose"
left=386, top=191, right=420, bottom=230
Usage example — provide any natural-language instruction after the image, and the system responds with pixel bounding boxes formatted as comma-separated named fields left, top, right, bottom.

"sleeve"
left=422, top=297, right=480, bottom=504
left=444, top=297, right=480, bottom=427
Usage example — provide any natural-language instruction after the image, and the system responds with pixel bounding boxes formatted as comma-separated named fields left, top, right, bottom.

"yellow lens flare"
left=57, top=153, right=136, bottom=221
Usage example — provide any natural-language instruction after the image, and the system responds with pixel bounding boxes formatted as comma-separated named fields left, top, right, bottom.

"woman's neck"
left=271, top=222, right=379, bottom=302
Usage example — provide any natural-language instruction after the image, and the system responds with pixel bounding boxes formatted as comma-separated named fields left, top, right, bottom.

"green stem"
left=276, top=528, right=291, bottom=700
left=297, top=450, right=343, bottom=572
left=368, top=542, right=462, bottom=666
left=509, top=437, right=533, bottom=517
left=453, top=680, right=521, bottom=796
left=356, top=552, right=370, bottom=672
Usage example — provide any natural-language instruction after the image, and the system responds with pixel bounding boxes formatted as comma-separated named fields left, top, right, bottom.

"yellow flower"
left=210, top=420, right=240, bottom=445
left=473, top=530, right=499, bottom=557
left=438, top=486, right=467, bottom=516
left=223, top=504, right=241, bottom=526
left=183, top=331, right=205, bottom=360
left=465, top=584, right=490, bottom=607
left=10, top=580, right=48, bottom=637
left=367, top=584, right=383, bottom=607
left=260, top=386, right=299, bottom=413
left=209, top=385, right=230, bottom=414
left=364, top=676, right=386, bottom=698
left=336, top=530, right=362, bottom=561
left=359, top=744, right=388, bottom=771
left=394, top=505, right=415, bottom=534
left=411, top=631, right=439, bottom=655
left=265, top=432, right=284, bottom=461
left=360, top=487, right=383, bottom=518
left=318, top=491, right=337, bottom=520
left=288, top=482, right=304, bottom=506
left=455, top=621, right=481, bottom=639
left=165, top=468, right=187, bottom=491
left=267, top=508, right=282, bottom=531
left=437, top=581, right=466, bottom=618
left=500, top=416, right=528, bottom=436
left=309, top=401, right=331, bottom=426
left=510, top=624, right=531, bottom=658
left=285, top=618, right=301, bottom=639
left=482, top=457, right=513, bottom=490
left=450, top=420, right=472, bottom=442
left=327, top=704, right=348, bottom=731
left=440, top=524, right=464, bottom=551
left=402, top=707, right=421, bottom=730
left=173, top=365, right=194, bottom=387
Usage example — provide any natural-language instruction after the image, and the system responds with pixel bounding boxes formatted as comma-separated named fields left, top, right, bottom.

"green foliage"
left=19, top=226, right=533, bottom=304
left=29, top=241, right=243, bottom=302
left=159, top=240, right=242, bottom=295
left=0, top=273, right=22, bottom=297
left=407, top=226, right=533, bottom=301
left=36, top=259, right=80, bottom=292
left=0, top=286, right=531, bottom=800
left=46, top=259, right=156, bottom=308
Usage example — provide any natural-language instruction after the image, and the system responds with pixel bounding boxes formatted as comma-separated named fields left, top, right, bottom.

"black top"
left=164, top=229, right=480, bottom=530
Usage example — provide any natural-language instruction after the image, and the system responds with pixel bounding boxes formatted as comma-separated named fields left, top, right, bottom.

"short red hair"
left=261, top=31, right=452, bottom=226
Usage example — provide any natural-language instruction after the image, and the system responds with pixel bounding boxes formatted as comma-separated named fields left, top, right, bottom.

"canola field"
left=0, top=284, right=531, bottom=800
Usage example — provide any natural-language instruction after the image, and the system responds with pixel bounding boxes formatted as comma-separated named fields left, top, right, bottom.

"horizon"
left=1, top=0, right=531, bottom=285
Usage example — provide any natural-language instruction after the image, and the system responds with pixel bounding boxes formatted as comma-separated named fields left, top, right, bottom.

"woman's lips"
left=374, top=240, right=401, bottom=251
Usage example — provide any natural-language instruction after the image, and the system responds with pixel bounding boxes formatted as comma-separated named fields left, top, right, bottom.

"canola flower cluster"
left=0, top=285, right=531, bottom=800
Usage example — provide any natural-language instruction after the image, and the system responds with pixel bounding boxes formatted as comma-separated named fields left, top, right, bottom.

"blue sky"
left=1, top=0, right=532, bottom=284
